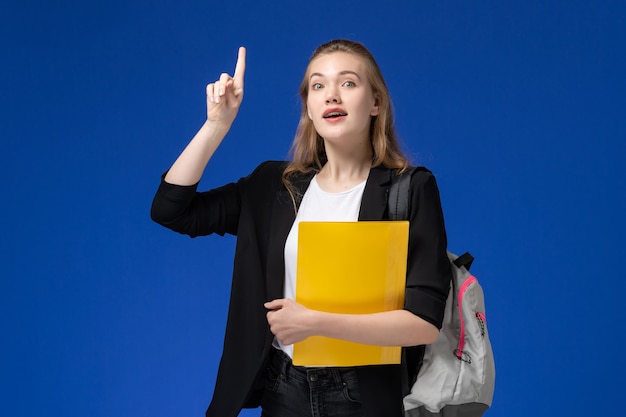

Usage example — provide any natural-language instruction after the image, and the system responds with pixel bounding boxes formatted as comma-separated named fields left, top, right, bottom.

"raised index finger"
left=233, top=46, right=246, bottom=82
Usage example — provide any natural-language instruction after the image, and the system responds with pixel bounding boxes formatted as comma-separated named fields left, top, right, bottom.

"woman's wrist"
left=201, top=118, right=231, bottom=141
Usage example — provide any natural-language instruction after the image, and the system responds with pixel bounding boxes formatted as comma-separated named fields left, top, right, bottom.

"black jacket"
left=151, top=161, right=451, bottom=417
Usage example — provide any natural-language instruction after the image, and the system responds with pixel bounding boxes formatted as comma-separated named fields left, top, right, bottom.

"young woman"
left=151, top=39, right=452, bottom=417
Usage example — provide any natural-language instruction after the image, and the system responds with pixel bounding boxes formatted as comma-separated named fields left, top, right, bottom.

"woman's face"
left=306, top=52, right=379, bottom=147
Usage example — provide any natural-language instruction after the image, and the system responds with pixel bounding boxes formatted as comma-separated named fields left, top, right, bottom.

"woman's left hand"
left=264, top=298, right=314, bottom=345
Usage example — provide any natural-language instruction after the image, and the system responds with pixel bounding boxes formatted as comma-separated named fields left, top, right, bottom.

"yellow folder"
left=293, top=221, right=409, bottom=367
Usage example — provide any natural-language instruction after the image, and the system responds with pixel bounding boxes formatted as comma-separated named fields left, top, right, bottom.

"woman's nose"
left=325, top=87, right=341, bottom=103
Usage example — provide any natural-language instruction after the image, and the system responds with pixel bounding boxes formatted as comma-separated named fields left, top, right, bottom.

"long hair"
left=282, top=39, right=409, bottom=205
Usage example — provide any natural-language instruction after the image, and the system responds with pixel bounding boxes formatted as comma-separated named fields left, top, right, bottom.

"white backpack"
left=388, top=167, right=496, bottom=416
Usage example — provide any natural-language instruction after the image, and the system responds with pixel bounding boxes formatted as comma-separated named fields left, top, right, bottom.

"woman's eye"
left=312, top=83, right=323, bottom=90
left=343, top=81, right=356, bottom=87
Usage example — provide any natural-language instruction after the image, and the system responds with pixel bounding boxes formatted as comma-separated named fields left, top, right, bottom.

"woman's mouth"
left=323, top=109, right=348, bottom=120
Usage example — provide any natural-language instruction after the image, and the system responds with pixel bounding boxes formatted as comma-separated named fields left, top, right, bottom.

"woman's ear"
left=370, top=94, right=380, bottom=116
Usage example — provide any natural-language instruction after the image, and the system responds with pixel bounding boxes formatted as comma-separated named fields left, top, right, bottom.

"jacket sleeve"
left=150, top=175, right=241, bottom=238
left=403, top=170, right=452, bottom=329
left=150, top=161, right=278, bottom=238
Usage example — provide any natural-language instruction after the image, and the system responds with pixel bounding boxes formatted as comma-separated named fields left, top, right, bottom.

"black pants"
left=261, top=349, right=363, bottom=417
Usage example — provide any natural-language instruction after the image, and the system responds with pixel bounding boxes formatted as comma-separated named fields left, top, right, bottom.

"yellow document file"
left=293, top=221, right=409, bottom=367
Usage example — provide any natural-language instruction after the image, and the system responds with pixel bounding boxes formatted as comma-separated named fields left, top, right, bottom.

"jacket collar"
left=359, top=165, right=393, bottom=221
left=265, top=169, right=316, bottom=301
left=292, top=165, right=393, bottom=218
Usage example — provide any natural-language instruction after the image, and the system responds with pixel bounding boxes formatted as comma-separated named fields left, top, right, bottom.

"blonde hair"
left=282, top=39, right=409, bottom=204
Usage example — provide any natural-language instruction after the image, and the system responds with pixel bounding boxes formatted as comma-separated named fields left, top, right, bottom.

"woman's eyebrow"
left=309, top=70, right=362, bottom=80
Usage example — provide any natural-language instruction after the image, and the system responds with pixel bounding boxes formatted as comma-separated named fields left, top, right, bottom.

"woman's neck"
left=316, top=145, right=373, bottom=192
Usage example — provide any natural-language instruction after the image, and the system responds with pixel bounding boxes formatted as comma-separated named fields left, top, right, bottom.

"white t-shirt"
left=276, top=175, right=367, bottom=358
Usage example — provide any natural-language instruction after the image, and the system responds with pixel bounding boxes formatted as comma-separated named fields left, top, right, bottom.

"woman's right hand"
left=205, top=46, right=246, bottom=129
left=162, top=47, right=246, bottom=186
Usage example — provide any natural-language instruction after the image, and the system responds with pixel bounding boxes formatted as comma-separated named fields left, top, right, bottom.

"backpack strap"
left=452, top=252, right=474, bottom=271
left=387, top=167, right=417, bottom=221
left=387, top=166, right=423, bottom=390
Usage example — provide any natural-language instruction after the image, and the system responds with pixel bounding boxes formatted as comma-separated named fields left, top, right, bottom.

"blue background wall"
left=2, top=1, right=624, bottom=416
